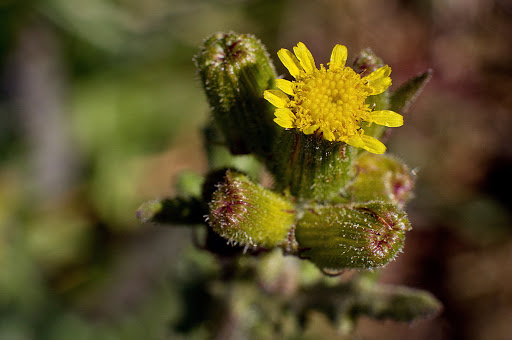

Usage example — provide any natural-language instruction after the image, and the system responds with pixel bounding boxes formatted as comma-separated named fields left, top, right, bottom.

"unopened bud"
left=353, top=48, right=385, bottom=77
left=295, top=202, right=411, bottom=271
left=348, top=153, right=415, bottom=207
left=195, top=32, right=277, bottom=157
left=207, top=170, right=295, bottom=248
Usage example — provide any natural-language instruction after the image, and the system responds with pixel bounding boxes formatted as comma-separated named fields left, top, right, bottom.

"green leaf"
left=354, top=284, right=442, bottom=322
left=391, top=70, right=433, bottom=114
left=136, top=197, right=206, bottom=225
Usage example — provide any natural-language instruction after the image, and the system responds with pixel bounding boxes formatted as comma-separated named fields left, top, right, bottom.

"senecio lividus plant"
left=138, top=32, right=440, bottom=336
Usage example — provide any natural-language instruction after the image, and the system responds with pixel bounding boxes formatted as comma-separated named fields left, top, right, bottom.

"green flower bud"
left=269, top=130, right=355, bottom=201
left=195, top=32, right=277, bottom=157
left=346, top=153, right=415, bottom=207
left=207, top=170, right=295, bottom=248
left=295, top=202, right=411, bottom=271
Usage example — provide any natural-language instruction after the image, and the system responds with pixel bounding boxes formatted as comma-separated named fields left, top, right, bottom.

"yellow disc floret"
left=264, top=42, right=403, bottom=154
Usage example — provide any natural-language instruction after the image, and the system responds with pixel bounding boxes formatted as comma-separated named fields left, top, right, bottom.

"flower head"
left=264, top=42, right=403, bottom=154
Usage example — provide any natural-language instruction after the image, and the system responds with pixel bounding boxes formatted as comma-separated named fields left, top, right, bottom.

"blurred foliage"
left=0, top=0, right=511, bottom=339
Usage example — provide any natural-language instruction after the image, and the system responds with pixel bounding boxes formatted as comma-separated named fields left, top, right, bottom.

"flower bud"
left=295, top=202, right=411, bottom=271
left=347, top=153, right=415, bottom=207
left=353, top=48, right=385, bottom=77
left=195, top=32, right=277, bottom=157
left=207, top=170, right=295, bottom=248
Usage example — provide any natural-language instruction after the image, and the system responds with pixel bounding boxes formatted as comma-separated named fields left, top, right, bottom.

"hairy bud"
left=348, top=153, right=415, bottom=207
left=207, top=170, right=295, bottom=248
left=296, top=202, right=411, bottom=271
left=195, top=32, right=277, bottom=157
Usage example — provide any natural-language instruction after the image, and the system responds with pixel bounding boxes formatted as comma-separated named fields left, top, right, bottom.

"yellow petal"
left=329, top=44, right=347, bottom=70
left=365, top=65, right=392, bottom=81
left=368, top=110, right=403, bottom=127
left=293, top=42, right=316, bottom=74
left=274, top=108, right=295, bottom=121
left=303, top=124, right=320, bottom=135
left=347, top=134, right=386, bottom=154
left=275, top=79, right=295, bottom=96
left=264, top=90, right=289, bottom=108
left=363, top=65, right=392, bottom=95
left=277, top=49, right=302, bottom=78
left=274, top=111, right=294, bottom=129
left=322, top=127, right=335, bottom=141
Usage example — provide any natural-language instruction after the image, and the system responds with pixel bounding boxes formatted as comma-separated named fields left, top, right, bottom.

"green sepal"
left=353, top=48, right=390, bottom=139
left=136, top=197, right=206, bottom=225
left=391, top=69, right=433, bottom=114
left=269, top=130, right=355, bottom=202
left=207, top=170, right=296, bottom=248
left=195, top=32, right=278, bottom=157
left=295, top=201, right=411, bottom=271
left=342, top=153, right=415, bottom=207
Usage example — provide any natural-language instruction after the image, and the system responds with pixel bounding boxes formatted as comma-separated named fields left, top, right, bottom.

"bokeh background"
left=1, top=0, right=511, bottom=339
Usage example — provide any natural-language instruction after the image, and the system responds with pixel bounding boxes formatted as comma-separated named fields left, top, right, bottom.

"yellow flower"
left=264, top=42, right=403, bottom=154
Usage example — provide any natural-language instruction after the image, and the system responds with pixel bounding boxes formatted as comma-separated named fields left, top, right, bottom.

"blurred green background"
left=0, top=0, right=511, bottom=339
